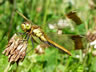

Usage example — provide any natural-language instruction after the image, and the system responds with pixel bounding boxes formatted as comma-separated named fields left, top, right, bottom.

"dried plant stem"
left=4, top=63, right=11, bottom=72
left=16, top=10, right=33, bottom=24
left=84, top=21, right=88, bottom=34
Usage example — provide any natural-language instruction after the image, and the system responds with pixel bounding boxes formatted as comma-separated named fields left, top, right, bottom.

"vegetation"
left=0, top=0, right=96, bottom=72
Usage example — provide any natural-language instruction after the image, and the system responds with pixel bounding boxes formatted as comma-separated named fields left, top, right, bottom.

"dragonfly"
left=21, top=22, right=72, bottom=56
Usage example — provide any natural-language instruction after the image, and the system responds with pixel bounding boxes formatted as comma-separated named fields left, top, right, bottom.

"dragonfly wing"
left=44, top=35, right=72, bottom=56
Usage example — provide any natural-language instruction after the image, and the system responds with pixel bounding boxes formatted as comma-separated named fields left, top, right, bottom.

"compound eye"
left=21, top=24, right=26, bottom=30
left=26, top=24, right=31, bottom=30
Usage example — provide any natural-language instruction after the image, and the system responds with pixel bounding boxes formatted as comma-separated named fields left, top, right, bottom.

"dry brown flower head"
left=2, top=34, right=28, bottom=64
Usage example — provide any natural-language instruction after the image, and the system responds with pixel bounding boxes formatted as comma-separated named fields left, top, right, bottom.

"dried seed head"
left=86, top=30, right=96, bottom=42
left=35, top=43, right=49, bottom=54
left=86, top=31, right=96, bottom=49
left=35, top=45, right=45, bottom=54
left=2, top=34, right=28, bottom=64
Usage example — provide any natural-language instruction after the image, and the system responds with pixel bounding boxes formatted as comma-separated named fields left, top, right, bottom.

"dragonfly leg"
left=26, top=35, right=30, bottom=41
left=26, top=37, right=34, bottom=54
left=31, top=36, right=34, bottom=49
left=22, top=34, right=30, bottom=42
left=17, top=32, right=26, bottom=35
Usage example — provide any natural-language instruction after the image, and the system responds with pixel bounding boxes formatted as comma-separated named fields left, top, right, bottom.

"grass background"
left=0, top=0, right=96, bottom=72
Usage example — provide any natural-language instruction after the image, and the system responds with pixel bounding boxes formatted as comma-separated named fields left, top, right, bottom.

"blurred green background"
left=0, top=0, right=96, bottom=72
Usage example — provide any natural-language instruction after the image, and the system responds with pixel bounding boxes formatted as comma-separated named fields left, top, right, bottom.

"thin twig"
left=16, top=10, right=33, bottom=24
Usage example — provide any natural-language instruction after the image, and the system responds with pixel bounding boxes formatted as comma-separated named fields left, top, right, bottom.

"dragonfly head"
left=21, top=22, right=31, bottom=32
